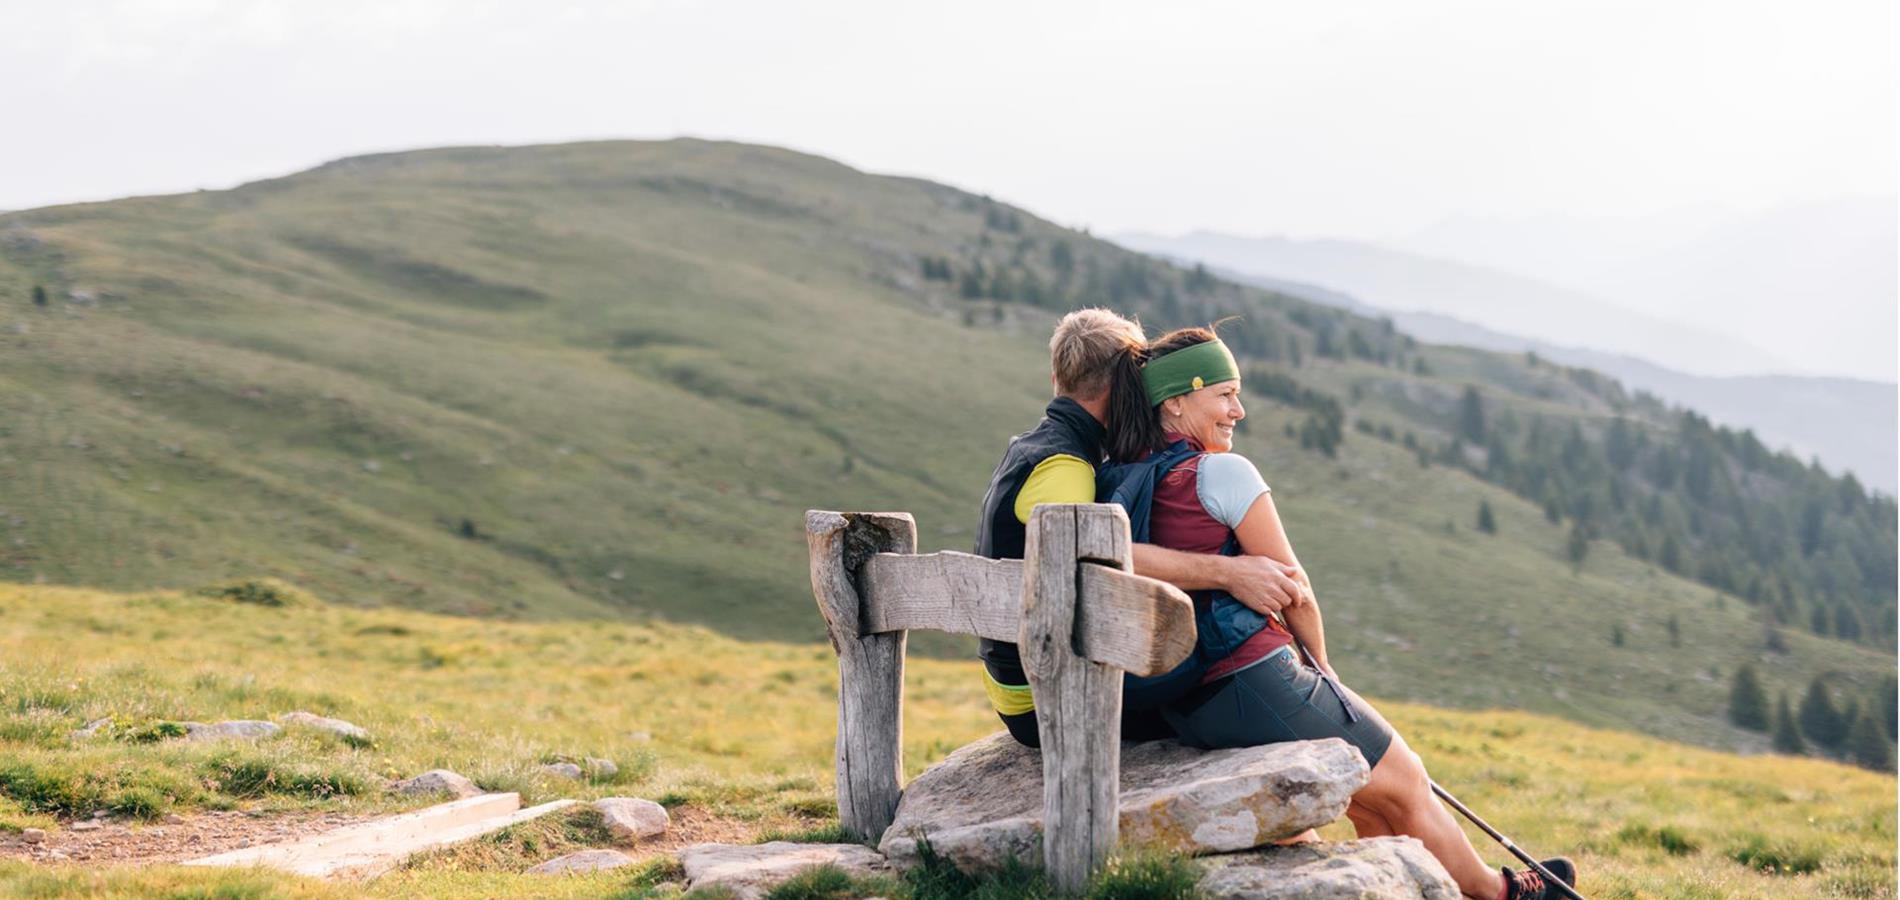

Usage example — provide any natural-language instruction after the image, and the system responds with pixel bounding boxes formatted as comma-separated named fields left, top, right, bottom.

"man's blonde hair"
left=1050, top=308, right=1145, bottom=398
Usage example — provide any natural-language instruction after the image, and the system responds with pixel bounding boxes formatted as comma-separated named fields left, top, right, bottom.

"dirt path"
left=0, top=810, right=374, bottom=866
left=1, top=805, right=768, bottom=869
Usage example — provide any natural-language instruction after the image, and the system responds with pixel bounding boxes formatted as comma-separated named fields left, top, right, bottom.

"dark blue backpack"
left=1097, top=440, right=1271, bottom=710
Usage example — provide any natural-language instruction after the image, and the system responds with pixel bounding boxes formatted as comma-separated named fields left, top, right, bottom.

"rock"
left=19, top=828, right=44, bottom=844
left=389, top=769, right=482, bottom=799
left=681, top=841, right=892, bottom=900
left=164, top=814, right=186, bottom=825
left=277, top=711, right=371, bottom=743
left=584, top=757, right=618, bottom=779
left=184, top=720, right=282, bottom=742
left=69, top=718, right=110, bottom=740
left=526, top=848, right=636, bottom=875
left=1197, top=837, right=1460, bottom=899
left=70, top=821, right=101, bottom=832
left=879, top=733, right=1367, bottom=871
left=540, top=762, right=583, bottom=780
left=594, top=797, right=668, bottom=843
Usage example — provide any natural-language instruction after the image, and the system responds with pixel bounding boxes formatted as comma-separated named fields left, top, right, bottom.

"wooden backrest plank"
left=857, top=551, right=1193, bottom=676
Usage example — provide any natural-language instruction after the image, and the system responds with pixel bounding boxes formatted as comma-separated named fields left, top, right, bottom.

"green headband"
left=1142, top=340, right=1239, bottom=406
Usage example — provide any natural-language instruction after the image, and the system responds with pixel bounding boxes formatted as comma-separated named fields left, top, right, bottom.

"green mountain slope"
left=0, top=139, right=1889, bottom=757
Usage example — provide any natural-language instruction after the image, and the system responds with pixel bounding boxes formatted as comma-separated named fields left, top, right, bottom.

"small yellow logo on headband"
left=1191, top=376, right=1204, bottom=390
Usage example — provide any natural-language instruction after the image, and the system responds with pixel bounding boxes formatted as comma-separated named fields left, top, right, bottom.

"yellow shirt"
left=1012, top=454, right=1096, bottom=523
left=986, top=453, right=1096, bottom=717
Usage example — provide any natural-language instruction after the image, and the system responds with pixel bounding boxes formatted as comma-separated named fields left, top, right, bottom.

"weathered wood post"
left=1019, top=503, right=1129, bottom=892
left=806, top=510, right=917, bottom=842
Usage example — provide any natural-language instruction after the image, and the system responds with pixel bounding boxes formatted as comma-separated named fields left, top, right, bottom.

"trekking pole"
left=1429, top=781, right=1587, bottom=900
left=1270, top=611, right=1586, bottom=900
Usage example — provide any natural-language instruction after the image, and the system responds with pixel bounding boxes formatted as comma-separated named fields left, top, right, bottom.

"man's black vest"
left=973, top=396, right=1105, bottom=675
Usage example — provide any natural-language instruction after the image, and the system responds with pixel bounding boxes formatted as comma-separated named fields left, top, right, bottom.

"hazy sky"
left=7, top=0, right=1893, bottom=237
left=5, top=1, right=1895, bottom=381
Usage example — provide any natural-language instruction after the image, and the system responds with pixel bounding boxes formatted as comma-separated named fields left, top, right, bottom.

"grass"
left=0, top=582, right=1890, bottom=898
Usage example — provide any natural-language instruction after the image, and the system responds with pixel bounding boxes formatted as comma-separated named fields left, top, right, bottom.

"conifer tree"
left=1566, top=523, right=1590, bottom=571
left=1459, top=386, right=1486, bottom=443
left=1773, top=693, right=1805, bottom=753
left=1881, top=674, right=1897, bottom=739
left=1729, top=664, right=1770, bottom=732
left=1477, top=500, right=1496, bottom=535
left=31, top=285, right=46, bottom=307
left=1799, top=677, right=1844, bottom=748
left=1667, top=614, right=1680, bottom=647
left=1846, top=710, right=1893, bottom=770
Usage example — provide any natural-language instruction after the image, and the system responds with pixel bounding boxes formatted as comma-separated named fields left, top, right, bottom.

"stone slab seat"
left=877, top=732, right=1373, bottom=871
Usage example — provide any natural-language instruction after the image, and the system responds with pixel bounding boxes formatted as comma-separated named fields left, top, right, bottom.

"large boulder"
left=680, top=841, right=891, bottom=900
left=1197, top=837, right=1461, bottom=899
left=879, top=733, right=1367, bottom=871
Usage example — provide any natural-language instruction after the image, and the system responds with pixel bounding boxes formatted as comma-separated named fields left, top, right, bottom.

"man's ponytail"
left=1106, top=344, right=1166, bottom=463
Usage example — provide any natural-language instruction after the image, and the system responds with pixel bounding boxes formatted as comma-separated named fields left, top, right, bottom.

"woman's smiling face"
left=1161, top=378, right=1245, bottom=452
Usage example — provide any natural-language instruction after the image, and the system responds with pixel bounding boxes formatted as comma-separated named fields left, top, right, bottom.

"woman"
left=1104, top=326, right=1576, bottom=900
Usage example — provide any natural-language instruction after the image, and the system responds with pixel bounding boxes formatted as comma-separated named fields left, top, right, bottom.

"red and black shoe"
left=1500, top=857, right=1577, bottom=899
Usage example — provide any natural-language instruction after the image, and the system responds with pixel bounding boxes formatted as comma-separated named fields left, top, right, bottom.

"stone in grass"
left=389, top=769, right=482, bottom=799
left=1197, top=836, right=1460, bottom=899
left=69, top=718, right=111, bottom=741
left=681, top=841, right=891, bottom=900
left=879, top=733, right=1368, bottom=871
left=526, top=848, right=636, bottom=875
left=584, top=757, right=618, bottom=779
left=183, top=720, right=282, bottom=742
left=277, top=711, right=371, bottom=744
left=540, top=762, right=584, bottom=780
left=594, top=797, right=668, bottom=843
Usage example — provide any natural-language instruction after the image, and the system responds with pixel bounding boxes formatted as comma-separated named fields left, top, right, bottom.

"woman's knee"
left=1358, top=738, right=1430, bottom=813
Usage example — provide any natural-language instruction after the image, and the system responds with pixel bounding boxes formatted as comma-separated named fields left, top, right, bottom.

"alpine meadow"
left=0, top=140, right=1892, bottom=897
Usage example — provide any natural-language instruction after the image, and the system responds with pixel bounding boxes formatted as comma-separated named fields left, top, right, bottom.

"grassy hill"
left=0, top=582, right=1893, bottom=898
left=0, top=139, right=1890, bottom=760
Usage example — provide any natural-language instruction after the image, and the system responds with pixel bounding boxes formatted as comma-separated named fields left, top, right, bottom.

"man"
left=973, top=308, right=1310, bottom=747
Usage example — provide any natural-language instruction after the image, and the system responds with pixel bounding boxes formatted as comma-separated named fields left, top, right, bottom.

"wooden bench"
left=805, top=503, right=1196, bottom=890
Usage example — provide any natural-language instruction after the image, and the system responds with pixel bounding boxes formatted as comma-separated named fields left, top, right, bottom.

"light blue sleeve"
left=1196, top=453, right=1271, bottom=529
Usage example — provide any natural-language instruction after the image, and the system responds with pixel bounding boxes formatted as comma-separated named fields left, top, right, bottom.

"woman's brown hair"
left=1106, top=325, right=1220, bottom=463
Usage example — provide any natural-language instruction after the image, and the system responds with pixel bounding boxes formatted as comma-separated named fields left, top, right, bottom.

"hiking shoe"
left=1501, top=857, right=1577, bottom=899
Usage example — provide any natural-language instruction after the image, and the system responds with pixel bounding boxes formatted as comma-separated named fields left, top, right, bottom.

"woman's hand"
left=1220, top=554, right=1309, bottom=614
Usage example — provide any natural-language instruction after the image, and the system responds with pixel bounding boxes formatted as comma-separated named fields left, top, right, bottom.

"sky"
left=4, top=0, right=1895, bottom=375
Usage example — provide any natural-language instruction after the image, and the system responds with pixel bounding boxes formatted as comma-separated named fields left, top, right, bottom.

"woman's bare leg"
left=1335, top=685, right=1505, bottom=900
left=1347, top=798, right=1396, bottom=837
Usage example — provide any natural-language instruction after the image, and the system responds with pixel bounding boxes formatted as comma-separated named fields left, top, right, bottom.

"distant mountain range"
left=1116, top=232, right=1897, bottom=494
left=1393, top=196, right=1899, bottom=385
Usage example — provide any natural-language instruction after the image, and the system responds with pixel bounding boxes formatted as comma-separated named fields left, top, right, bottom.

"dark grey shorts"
left=1161, top=646, right=1394, bottom=769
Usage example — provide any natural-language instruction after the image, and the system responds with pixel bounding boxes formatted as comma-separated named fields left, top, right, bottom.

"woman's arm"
left=1232, top=491, right=1335, bottom=678
left=1131, top=544, right=1305, bottom=614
